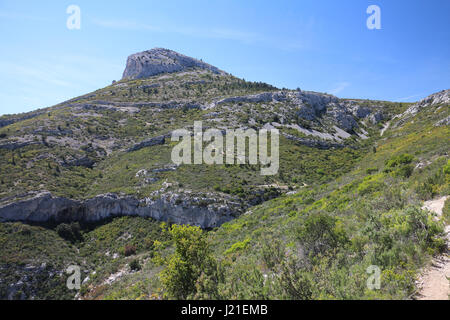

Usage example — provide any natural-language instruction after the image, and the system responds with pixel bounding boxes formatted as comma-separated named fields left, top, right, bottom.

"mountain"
left=0, top=48, right=448, bottom=300
left=0, top=49, right=395, bottom=227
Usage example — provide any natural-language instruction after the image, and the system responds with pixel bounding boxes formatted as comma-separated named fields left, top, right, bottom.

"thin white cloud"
left=91, top=17, right=312, bottom=50
left=92, top=18, right=263, bottom=43
left=329, top=82, right=350, bottom=95
left=393, top=94, right=424, bottom=102
left=0, top=54, right=123, bottom=115
left=91, top=18, right=161, bottom=32
left=0, top=62, right=73, bottom=88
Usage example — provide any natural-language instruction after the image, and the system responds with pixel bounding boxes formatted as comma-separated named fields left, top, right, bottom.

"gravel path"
left=417, top=196, right=449, bottom=300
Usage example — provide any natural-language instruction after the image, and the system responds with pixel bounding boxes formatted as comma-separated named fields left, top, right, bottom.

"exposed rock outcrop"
left=70, top=100, right=203, bottom=113
left=0, top=112, right=44, bottom=129
left=435, top=115, right=450, bottom=127
left=0, top=140, right=42, bottom=151
left=122, top=48, right=225, bottom=80
left=127, top=134, right=171, bottom=152
left=63, top=156, right=96, bottom=168
left=214, top=90, right=379, bottom=132
left=216, top=92, right=286, bottom=105
left=394, top=89, right=450, bottom=128
left=406, top=89, right=450, bottom=115
left=0, top=191, right=242, bottom=229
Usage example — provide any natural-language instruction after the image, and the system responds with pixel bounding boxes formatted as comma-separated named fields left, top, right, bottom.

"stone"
left=370, top=111, right=383, bottom=124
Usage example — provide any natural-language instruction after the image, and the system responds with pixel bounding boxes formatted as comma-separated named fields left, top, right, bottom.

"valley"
left=0, top=48, right=448, bottom=300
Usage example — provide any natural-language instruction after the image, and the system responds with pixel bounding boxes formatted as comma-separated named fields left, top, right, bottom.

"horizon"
left=1, top=0, right=449, bottom=116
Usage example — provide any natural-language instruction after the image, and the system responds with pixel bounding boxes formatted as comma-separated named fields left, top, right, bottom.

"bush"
left=443, top=160, right=450, bottom=175
left=384, top=154, right=414, bottom=169
left=224, top=238, right=251, bottom=255
left=279, top=256, right=314, bottom=300
left=297, top=213, right=348, bottom=256
left=159, top=224, right=221, bottom=299
left=366, top=167, right=378, bottom=174
left=443, top=198, right=450, bottom=224
left=56, top=222, right=82, bottom=243
left=357, top=174, right=384, bottom=195
left=393, top=164, right=413, bottom=178
left=129, top=259, right=141, bottom=271
left=415, top=167, right=446, bottom=200
left=384, top=154, right=414, bottom=178
left=262, top=238, right=285, bottom=271
left=124, top=244, right=137, bottom=257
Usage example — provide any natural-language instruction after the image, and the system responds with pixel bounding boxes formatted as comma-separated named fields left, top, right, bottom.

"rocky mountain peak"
left=122, top=48, right=225, bottom=80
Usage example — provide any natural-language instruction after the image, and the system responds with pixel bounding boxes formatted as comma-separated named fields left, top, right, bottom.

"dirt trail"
left=380, top=121, right=390, bottom=136
left=416, top=196, right=449, bottom=300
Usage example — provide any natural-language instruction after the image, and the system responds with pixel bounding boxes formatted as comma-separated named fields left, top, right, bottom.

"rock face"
left=122, top=48, right=225, bottom=80
left=216, top=92, right=287, bottom=105
left=127, top=134, right=170, bottom=152
left=63, top=156, right=96, bottom=168
left=0, top=140, right=42, bottom=151
left=214, top=90, right=382, bottom=131
left=0, top=112, right=43, bottom=129
left=394, top=89, right=450, bottom=127
left=0, top=191, right=241, bottom=229
left=403, top=89, right=450, bottom=116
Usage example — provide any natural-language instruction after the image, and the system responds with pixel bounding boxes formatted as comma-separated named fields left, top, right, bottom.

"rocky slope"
left=393, top=89, right=450, bottom=128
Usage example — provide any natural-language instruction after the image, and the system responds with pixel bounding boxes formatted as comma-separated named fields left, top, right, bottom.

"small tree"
left=160, top=224, right=221, bottom=299
left=56, top=222, right=82, bottom=243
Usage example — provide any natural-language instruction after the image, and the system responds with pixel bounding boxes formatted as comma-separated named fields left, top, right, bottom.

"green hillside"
left=0, top=50, right=448, bottom=300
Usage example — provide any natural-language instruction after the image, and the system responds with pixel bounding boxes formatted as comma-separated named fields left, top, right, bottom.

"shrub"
left=56, top=222, right=82, bottom=243
left=124, top=244, right=137, bottom=257
left=279, top=257, right=314, bottom=299
left=357, top=174, right=384, bottom=195
left=443, top=198, right=450, bottom=224
left=129, top=259, right=141, bottom=271
left=224, top=238, right=251, bottom=255
left=159, top=224, right=220, bottom=299
left=297, top=213, right=348, bottom=256
left=415, top=167, right=446, bottom=200
left=366, top=167, right=378, bottom=174
left=261, top=238, right=285, bottom=271
left=384, top=154, right=415, bottom=178
left=379, top=207, right=444, bottom=252
left=393, top=164, right=414, bottom=178
left=443, top=159, right=450, bottom=175
left=384, top=154, right=414, bottom=169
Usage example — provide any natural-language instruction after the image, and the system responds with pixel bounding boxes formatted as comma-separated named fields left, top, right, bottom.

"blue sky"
left=0, top=0, right=449, bottom=116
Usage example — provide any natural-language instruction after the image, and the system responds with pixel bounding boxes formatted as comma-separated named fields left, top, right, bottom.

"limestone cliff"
left=122, top=48, right=225, bottom=80
left=0, top=191, right=242, bottom=229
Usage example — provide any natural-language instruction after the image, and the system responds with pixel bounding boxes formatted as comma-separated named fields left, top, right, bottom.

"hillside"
left=0, top=48, right=448, bottom=300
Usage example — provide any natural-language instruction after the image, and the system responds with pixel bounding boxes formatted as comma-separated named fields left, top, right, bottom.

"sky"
left=0, top=0, right=449, bottom=116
